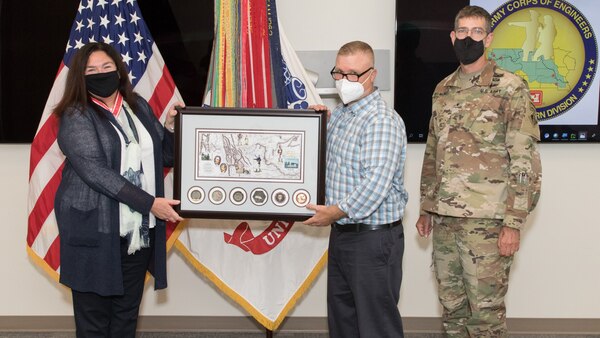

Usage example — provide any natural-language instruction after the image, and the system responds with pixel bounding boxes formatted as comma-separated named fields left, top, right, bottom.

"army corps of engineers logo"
left=488, top=0, right=597, bottom=121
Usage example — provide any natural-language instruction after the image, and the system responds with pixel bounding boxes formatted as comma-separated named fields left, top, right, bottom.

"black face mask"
left=453, top=36, right=485, bottom=65
left=85, top=70, right=120, bottom=98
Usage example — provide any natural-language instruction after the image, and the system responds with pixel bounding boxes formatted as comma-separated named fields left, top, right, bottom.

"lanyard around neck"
left=91, top=92, right=123, bottom=118
left=91, top=93, right=139, bottom=144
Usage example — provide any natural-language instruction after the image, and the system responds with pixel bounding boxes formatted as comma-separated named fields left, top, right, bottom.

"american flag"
left=26, top=0, right=184, bottom=279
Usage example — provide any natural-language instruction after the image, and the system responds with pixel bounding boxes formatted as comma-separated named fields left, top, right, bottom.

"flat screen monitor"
left=395, top=0, right=599, bottom=143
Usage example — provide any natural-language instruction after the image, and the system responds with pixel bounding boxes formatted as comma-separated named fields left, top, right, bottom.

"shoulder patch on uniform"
left=521, top=101, right=540, bottom=140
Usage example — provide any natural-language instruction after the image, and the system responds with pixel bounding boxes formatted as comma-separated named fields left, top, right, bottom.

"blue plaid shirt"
left=326, top=89, right=408, bottom=225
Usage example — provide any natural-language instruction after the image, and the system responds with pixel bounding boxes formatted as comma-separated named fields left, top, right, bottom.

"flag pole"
left=266, top=328, right=273, bottom=338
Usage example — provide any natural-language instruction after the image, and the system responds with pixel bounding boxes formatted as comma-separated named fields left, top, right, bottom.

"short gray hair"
left=337, top=40, right=375, bottom=64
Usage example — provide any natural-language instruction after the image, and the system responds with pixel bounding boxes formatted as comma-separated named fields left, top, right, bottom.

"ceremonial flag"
left=175, top=0, right=329, bottom=330
left=26, top=0, right=184, bottom=280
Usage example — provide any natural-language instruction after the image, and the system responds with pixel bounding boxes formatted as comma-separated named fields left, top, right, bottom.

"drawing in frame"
left=173, top=106, right=327, bottom=221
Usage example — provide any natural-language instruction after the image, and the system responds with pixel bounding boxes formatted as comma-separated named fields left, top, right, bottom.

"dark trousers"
left=72, top=230, right=153, bottom=338
left=327, top=224, right=405, bottom=338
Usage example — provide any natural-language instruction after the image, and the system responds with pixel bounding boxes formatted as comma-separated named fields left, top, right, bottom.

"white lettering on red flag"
left=175, top=1, right=329, bottom=330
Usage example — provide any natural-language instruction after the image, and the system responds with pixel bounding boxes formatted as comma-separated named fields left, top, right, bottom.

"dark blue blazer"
left=55, top=95, right=174, bottom=296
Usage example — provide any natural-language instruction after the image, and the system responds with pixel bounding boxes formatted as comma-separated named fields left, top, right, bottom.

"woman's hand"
left=164, top=102, right=185, bottom=132
left=151, top=197, right=184, bottom=223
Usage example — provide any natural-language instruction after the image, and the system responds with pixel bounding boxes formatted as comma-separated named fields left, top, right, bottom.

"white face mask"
left=334, top=70, right=373, bottom=104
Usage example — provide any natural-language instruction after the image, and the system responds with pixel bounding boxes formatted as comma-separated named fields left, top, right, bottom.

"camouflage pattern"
left=420, top=60, right=542, bottom=230
left=432, top=215, right=512, bottom=337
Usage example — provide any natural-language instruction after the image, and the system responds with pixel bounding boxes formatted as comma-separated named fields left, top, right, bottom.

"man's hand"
left=303, top=204, right=346, bottom=227
left=415, top=214, right=432, bottom=238
left=309, top=104, right=331, bottom=119
left=498, top=226, right=520, bottom=256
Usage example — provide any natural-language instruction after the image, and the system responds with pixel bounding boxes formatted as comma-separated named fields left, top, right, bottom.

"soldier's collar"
left=478, top=60, right=496, bottom=86
left=445, top=60, right=497, bottom=88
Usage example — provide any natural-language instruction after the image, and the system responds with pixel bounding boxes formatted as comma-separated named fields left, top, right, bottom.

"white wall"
left=2, top=0, right=599, bottom=320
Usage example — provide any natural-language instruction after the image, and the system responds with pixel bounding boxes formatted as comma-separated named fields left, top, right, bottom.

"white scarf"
left=115, top=104, right=155, bottom=254
left=118, top=107, right=147, bottom=254
left=92, top=95, right=156, bottom=254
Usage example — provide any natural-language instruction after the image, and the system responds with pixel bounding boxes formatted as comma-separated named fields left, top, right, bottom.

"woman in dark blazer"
left=53, top=42, right=184, bottom=337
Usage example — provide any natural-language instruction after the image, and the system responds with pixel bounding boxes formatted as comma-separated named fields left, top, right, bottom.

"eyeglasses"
left=455, top=27, right=487, bottom=40
left=330, top=67, right=373, bottom=82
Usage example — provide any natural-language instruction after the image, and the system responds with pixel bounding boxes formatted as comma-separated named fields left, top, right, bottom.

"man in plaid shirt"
left=304, top=40, right=408, bottom=338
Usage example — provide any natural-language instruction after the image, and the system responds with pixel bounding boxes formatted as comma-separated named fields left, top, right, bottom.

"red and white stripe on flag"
left=26, top=0, right=184, bottom=280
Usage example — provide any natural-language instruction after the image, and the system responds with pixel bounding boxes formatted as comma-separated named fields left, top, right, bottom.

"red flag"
left=26, top=0, right=184, bottom=280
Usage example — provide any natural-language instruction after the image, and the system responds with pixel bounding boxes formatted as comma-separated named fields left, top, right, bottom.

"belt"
left=332, top=219, right=402, bottom=232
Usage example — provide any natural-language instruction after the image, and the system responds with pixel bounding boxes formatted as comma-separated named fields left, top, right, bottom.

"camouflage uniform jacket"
left=420, top=60, right=542, bottom=230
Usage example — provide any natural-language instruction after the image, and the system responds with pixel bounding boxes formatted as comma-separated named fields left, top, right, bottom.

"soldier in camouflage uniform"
left=415, top=6, right=542, bottom=337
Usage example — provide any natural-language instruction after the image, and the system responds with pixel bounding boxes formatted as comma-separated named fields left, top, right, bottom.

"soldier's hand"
left=498, top=226, right=520, bottom=256
left=416, top=214, right=432, bottom=238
